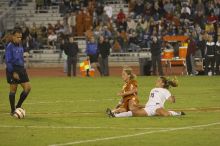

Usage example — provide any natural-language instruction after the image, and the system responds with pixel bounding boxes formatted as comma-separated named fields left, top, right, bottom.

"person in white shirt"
left=48, top=31, right=57, bottom=49
left=107, top=76, right=185, bottom=117
left=104, top=4, right=113, bottom=18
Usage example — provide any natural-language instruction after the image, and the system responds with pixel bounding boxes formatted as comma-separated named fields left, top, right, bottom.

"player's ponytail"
left=160, top=76, right=178, bottom=89
left=123, top=66, right=136, bottom=80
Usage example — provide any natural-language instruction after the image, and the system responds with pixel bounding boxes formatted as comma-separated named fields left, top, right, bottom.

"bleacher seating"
left=1, top=0, right=63, bottom=29
left=74, top=36, right=87, bottom=53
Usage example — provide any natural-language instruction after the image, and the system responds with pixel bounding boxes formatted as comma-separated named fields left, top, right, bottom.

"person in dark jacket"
left=5, top=30, right=31, bottom=116
left=215, top=37, right=220, bottom=75
left=64, top=37, right=79, bottom=77
left=97, top=36, right=111, bottom=76
left=186, top=37, right=197, bottom=75
left=150, top=36, right=163, bottom=76
left=204, top=35, right=215, bottom=75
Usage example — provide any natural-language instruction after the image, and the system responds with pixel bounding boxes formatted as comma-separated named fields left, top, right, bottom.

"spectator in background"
left=60, top=37, right=68, bottom=73
left=180, top=3, right=191, bottom=19
left=87, top=0, right=95, bottom=16
left=195, top=0, right=205, bottom=15
left=117, top=9, right=126, bottom=24
left=101, top=11, right=110, bottom=26
left=194, top=11, right=205, bottom=30
left=197, top=33, right=207, bottom=58
left=54, top=20, right=63, bottom=32
left=186, top=36, right=197, bottom=76
left=117, top=18, right=127, bottom=32
left=95, top=2, right=104, bottom=23
left=127, top=17, right=137, bottom=31
left=204, top=35, right=215, bottom=75
left=134, top=0, right=144, bottom=18
left=102, top=25, right=112, bottom=39
left=104, top=3, right=113, bottom=19
left=84, top=10, right=93, bottom=32
left=76, top=10, right=84, bottom=36
left=64, top=37, right=79, bottom=77
left=47, top=31, right=57, bottom=49
left=144, top=2, right=153, bottom=20
left=215, top=37, right=220, bottom=75
left=150, top=36, right=163, bottom=76
left=206, top=11, right=218, bottom=41
left=67, top=12, right=76, bottom=36
left=97, top=36, right=111, bottom=76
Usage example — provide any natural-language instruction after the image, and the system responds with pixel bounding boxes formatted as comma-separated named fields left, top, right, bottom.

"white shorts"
left=144, top=105, right=162, bottom=116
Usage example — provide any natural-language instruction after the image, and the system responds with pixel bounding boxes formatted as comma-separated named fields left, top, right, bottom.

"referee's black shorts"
left=6, top=66, right=30, bottom=84
left=88, top=54, right=98, bottom=63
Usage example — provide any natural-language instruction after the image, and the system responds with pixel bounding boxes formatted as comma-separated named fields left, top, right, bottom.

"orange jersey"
left=120, top=79, right=139, bottom=110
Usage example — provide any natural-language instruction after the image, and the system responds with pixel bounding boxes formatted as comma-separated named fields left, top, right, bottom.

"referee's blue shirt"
left=5, top=42, right=24, bottom=72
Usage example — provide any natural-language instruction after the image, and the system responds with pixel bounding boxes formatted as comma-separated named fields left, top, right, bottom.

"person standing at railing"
left=64, top=37, right=79, bottom=77
left=204, top=35, right=215, bottom=75
left=150, top=36, right=163, bottom=76
left=5, top=30, right=31, bottom=116
left=215, top=37, right=220, bottom=75
left=97, top=36, right=111, bottom=76
left=186, top=36, right=197, bottom=76
left=60, top=37, right=68, bottom=73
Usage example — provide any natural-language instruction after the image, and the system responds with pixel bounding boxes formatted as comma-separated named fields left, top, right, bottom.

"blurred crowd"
left=0, top=0, right=219, bottom=51
left=0, top=0, right=220, bottom=75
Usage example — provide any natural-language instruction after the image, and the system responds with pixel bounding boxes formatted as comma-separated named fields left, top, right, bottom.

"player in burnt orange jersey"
left=106, top=66, right=139, bottom=116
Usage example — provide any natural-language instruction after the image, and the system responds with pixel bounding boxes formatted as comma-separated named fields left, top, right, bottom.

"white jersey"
left=145, top=88, right=171, bottom=108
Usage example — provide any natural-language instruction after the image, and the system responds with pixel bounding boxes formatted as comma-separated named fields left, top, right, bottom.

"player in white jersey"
left=107, top=76, right=185, bottom=117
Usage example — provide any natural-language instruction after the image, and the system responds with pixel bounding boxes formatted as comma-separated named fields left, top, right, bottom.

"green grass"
left=0, top=76, right=220, bottom=146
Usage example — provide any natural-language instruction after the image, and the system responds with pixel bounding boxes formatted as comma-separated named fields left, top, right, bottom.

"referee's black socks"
left=9, top=92, right=16, bottom=113
left=16, top=91, right=29, bottom=108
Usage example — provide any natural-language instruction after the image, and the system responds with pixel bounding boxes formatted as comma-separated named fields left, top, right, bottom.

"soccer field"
left=0, top=76, right=220, bottom=146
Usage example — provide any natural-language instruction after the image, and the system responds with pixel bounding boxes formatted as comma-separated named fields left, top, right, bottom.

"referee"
left=5, top=30, right=31, bottom=116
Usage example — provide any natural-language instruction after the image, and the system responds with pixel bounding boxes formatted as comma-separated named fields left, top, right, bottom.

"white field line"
left=0, top=125, right=173, bottom=130
left=0, top=111, right=100, bottom=115
left=1, top=124, right=220, bottom=131
left=49, top=122, right=220, bottom=146
left=0, top=99, right=116, bottom=106
left=1, top=106, right=220, bottom=116
left=24, top=99, right=116, bottom=105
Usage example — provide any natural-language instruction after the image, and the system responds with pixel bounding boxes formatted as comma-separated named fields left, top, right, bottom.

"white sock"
left=168, top=111, right=181, bottom=116
left=115, top=111, right=133, bottom=117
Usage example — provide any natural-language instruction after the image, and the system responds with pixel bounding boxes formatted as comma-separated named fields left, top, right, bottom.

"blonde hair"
left=123, top=66, right=136, bottom=80
left=160, top=76, right=178, bottom=89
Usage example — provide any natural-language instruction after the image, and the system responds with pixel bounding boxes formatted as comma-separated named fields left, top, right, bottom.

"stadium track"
left=0, top=66, right=185, bottom=77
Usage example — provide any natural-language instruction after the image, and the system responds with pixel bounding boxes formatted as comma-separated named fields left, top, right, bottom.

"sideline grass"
left=0, top=76, right=220, bottom=146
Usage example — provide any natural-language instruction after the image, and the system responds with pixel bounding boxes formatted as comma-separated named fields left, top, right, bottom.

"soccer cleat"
left=180, top=111, right=186, bottom=115
left=106, top=108, right=115, bottom=117
left=10, top=110, right=15, bottom=116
